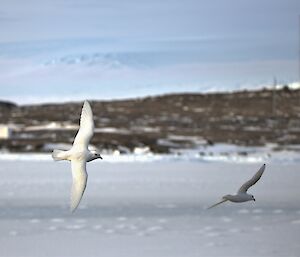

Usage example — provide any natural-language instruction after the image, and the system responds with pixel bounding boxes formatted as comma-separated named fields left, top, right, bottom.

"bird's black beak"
left=253, top=198, right=256, bottom=201
left=99, top=155, right=103, bottom=159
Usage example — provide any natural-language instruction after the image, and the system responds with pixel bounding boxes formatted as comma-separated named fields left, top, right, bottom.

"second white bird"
left=208, top=164, right=266, bottom=209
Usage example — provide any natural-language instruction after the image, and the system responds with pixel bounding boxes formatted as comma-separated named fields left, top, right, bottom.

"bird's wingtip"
left=70, top=206, right=77, bottom=213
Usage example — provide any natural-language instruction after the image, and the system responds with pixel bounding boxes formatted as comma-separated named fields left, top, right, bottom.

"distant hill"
left=0, top=101, right=17, bottom=109
left=0, top=88, right=300, bottom=153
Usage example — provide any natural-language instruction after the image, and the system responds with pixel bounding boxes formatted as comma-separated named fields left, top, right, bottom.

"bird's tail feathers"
left=52, top=149, right=67, bottom=161
left=207, top=199, right=228, bottom=209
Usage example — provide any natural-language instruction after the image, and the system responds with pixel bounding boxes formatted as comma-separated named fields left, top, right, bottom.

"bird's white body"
left=53, top=148, right=99, bottom=163
left=52, top=101, right=102, bottom=212
left=208, top=164, right=266, bottom=209
left=222, top=193, right=254, bottom=203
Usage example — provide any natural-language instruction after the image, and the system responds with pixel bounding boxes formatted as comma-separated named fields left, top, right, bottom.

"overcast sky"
left=0, top=0, right=299, bottom=103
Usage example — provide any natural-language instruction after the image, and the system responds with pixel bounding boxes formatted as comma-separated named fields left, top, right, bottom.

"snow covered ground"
left=0, top=158, right=299, bottom=257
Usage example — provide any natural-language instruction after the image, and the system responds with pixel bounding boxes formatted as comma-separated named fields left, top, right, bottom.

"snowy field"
left=0, top=158, right=299, bottom=257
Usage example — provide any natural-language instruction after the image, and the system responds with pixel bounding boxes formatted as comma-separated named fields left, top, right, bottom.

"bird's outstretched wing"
left=73, top=101, right=94, bottom=149
left=207, top=199, right=228, bottom=209
left=70, top=160, right=88, bottom=212
left=238, top=164, right=266, bottom=193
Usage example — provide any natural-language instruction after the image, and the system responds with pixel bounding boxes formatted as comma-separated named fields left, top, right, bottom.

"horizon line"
left=1, top=82, right=299, bottom=106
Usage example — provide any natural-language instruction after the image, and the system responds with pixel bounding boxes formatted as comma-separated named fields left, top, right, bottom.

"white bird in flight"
left=207, top=164, right=266, bottom=209
left=52, top=101, right=102, bottom=212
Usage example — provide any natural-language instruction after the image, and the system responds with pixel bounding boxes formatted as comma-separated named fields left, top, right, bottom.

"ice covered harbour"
left=0, top=160, right=299, bottom=257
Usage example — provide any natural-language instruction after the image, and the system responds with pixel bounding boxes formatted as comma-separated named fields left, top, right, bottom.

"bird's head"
left=88, top=150, right=103, bottom=162
left=250, top=194, right=255, bottom=201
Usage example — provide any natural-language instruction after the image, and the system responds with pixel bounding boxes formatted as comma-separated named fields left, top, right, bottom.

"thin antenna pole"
left=272, top=77, right=277, bottom=116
